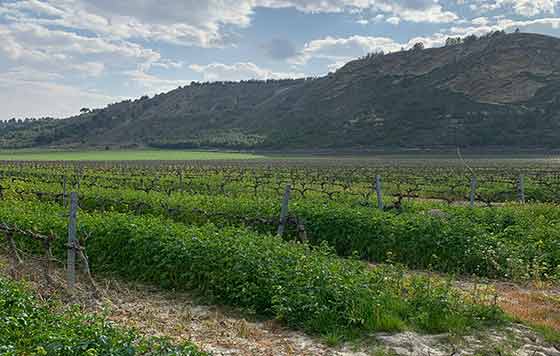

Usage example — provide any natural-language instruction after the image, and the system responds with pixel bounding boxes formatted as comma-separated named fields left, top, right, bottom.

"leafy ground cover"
left=7, top=179, right=560, bottom=281
left=2, top=255, right=557, bottom=356
left=0, top=276, right=206, bottom=355
left=0, top=199, right=504, bottom=340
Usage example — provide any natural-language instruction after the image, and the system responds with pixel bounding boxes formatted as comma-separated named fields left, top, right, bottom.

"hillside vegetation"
left=2, top=32, right=560, bottom=150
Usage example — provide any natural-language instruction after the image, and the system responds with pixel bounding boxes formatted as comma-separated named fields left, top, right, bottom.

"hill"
left=2, top=31, right=560, bottom=151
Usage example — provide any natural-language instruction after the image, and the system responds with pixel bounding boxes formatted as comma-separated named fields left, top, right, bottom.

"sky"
left=1, top=0, right=560, bottom=120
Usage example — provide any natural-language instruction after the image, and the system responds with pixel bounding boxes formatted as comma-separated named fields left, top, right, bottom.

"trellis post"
left=469, top=176, right=477, bottom=208
left=517, top=174, right=525, bottom=203
left=67, top=192, right=78, bottom=290
left=277, top=184, right=291, bottom=236
left=5, top=232, right=22, bottom=279
left=62, top=175, right=67, bottom=207
left=375, top=175, right=384, bottom=210
left=44, top=239, right=53, bottom=288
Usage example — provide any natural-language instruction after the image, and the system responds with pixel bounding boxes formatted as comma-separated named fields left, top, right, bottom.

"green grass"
left=0, top=149, right=264, bottom=161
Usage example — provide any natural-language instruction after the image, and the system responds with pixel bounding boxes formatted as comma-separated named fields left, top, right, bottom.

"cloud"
left=259, top=0, right=458, bottom=23
left=260, top=38, right=297, bottom=60
left=294, top=35, right=405, bottom=65
left=0, top=21, right=165, bottom=80
left=1, top=0, right=237, bottom=48
left=0, top=2, right=184, bottom=118
left=471, top=16, right=490, bottom=25
left=396, top=4, right=459, bottom=23
left=446, top=17, right=560, bottom=38
left=0, top=68, right=117, bottom=119
left=501, top=0, right=558, bottom=16
left=1, top=1, right=461, bottom=51
left=189, top=62, right=304, bottom=81
left=124, top=69, right=193, bottom=94
left=473, top=0, right=559, bottom=17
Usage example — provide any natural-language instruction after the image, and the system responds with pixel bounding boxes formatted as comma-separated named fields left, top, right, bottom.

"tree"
left=445, top=37, right=462, bottom=46
left=412, top=42, right=425, bottom=51
left=464, top=35, right=478, bottom=44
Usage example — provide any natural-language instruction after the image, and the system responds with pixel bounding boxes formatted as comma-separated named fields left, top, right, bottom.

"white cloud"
left=473, top=0, right=559, bottom=17
left=446, top=17, right=560, bottom=38
left=471, top=16, right=490, bottom=25
left=502, top=0, right=558, bottom=16
left=294, top=35, right=405, bottom=65
left=0, top=2, right=183, bottom=118
left=124, top=69, right=193, bottom=94
left=259, top=0, right=458, bottom=23
left=397, top=5, right=459, bottom=23
left=1, top=0, right=461, bottom=51
left=0, top=21, right=166, bottom=81
left=0, top=68, right=117, bottom=119
left=189, top=62, right=304, bottom=81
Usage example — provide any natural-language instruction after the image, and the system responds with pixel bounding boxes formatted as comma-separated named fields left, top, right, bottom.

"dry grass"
left=496, top=284, right=560, bottom=332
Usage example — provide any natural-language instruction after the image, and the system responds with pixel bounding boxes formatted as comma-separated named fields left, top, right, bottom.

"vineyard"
left=1, top=157, right=560, bottom=354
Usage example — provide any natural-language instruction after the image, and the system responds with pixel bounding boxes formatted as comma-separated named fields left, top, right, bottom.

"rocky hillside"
left=2, top=31, right=560, bottom=150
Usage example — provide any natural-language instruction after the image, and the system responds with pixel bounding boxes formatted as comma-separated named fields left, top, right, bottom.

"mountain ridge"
left=2, top=31, right=560, bottom=150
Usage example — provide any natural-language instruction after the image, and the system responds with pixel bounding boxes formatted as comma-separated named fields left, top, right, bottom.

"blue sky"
left=1, top=0, right=560, bottom=119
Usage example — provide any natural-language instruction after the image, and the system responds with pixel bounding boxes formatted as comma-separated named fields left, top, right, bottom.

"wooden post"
left=76, top=241, right=99, bottom=295
left=67, top=192, right=78, bottom=290
left=297, top=218, right=308, bottom=243
left=5, top=232, right=22, bottom=264
left=277, top=184, right=291, bottom=236
left=44, top=239, right=53, bottom=288
left=517, top=174, right=525, bottom=203
left=62, top=175, right=67, bottom=207
left=375, top=175, right=384, bottom=210
left=5, top=232, right=22, bottom=279
left=76, top=167, right=82, bottom=192
left=178, top=171, right=183, bottom=192
left=469, top=176, right=477, bottom=208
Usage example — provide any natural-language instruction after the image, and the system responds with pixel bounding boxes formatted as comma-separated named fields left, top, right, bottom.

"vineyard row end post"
left=62, top=175, right=67, bottom=208
left=375, top=175, right=384, bottom=210
left=277, top=184, right=291, bottom=237
left=67, top=191, right=78, bottom=291
left=470, top=176, right=477, bottom=208
left=517, top=174, right=525, bottom=203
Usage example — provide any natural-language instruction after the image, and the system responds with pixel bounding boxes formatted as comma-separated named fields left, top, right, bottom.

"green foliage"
left=4, top=158, right=560, bottom=282
left=5, top=166, right=560, bottom=282
left=0, top=277, right=206, bottom=356
left=18, top=180, right=558, bottom=281
left=0, top=200, right=503, bottom=339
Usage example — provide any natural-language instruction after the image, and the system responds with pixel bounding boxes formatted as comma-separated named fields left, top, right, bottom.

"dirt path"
left=1, top=252, right=559, bottom=355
